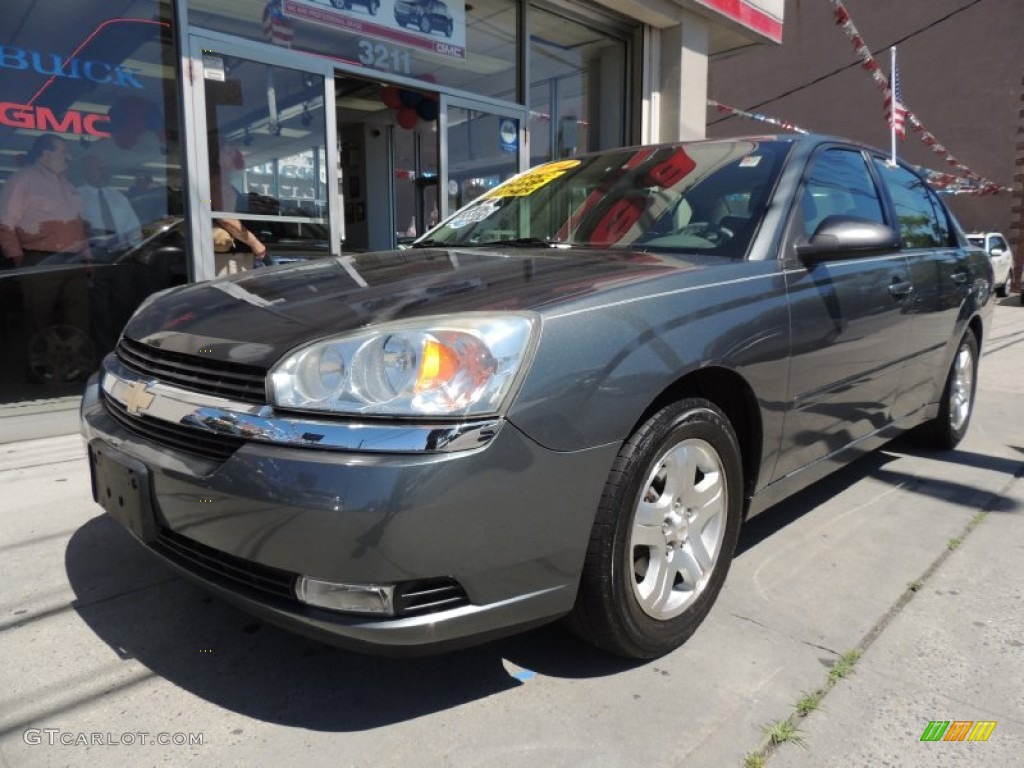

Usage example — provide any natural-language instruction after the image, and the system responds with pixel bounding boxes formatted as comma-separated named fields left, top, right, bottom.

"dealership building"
left=0, top=0, right=783, bottom=440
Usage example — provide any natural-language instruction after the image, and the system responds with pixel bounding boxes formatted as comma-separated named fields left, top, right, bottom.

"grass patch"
left=970, top=511, right=988, bottom=526
left=827, top=649, right=861, bottom=684
left=908, top=579, right=924, bottom=592
left=743, top=753, right=767, bottom=768
left=948, top=537, right=961, bottom=551
left=761, top=719, right=806, bottom=748
left=795, top=689, right=824, bottom=717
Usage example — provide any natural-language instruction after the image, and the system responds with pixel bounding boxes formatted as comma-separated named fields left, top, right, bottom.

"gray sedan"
left=81, top=135, right=993, bottom=658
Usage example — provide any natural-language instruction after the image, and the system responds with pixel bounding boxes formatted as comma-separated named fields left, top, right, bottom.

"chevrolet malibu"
left=81, top=135, right=993, bottom=658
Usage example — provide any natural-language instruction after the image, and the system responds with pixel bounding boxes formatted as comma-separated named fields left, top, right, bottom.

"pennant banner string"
left=828, top=0, right=1008, bottom=194
left=707, top=100, right=999, bottom=197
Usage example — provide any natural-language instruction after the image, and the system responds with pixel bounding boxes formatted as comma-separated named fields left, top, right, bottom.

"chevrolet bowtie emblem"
left=124, top=381, right=156, bottom=415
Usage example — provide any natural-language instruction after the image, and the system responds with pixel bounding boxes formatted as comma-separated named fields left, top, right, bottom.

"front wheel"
left=567, top=399, right=743, bottom=658
left=917, top=330, right=978, bottom=450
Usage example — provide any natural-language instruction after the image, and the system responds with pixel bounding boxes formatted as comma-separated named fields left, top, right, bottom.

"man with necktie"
left=78, top=153, right=142, bottom=260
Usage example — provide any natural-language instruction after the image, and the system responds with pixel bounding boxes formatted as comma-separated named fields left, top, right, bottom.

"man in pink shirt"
left=0, top=134, right=92, bottom=380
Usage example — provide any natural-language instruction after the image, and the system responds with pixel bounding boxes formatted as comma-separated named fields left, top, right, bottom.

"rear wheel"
left=996, top=270, right=1011, bottom=298
left=567, top=399, right=743, bottom=659
left=918, top=330, right=978, bottom=450
left=419, top=15, right=432, bottom=33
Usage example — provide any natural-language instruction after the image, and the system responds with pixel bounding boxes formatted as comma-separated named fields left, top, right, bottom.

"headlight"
left=269, top=314, right=537, bottom=417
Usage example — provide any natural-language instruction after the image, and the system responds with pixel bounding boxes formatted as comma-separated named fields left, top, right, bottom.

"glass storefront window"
left=188, top=0, right=518, bottom=101
left=529, top=5, right=627, bottom=164
left=0, top=0, right=184, bottom=404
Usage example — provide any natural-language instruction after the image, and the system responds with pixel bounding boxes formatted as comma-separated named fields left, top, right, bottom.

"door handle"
left=889, top=278, right=913, bottom=299
left=950, top=271, right=968, bottom=285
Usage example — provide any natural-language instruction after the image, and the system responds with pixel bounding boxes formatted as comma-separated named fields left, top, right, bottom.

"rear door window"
left=872, top=159, right=953, bottom=249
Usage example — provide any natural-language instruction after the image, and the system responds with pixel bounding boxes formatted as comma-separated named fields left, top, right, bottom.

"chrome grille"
left=116, top=337, right=267, bottom=404
left=394, top=579, right=470, bottom=616
left=103, top=393, right=245, bottom=462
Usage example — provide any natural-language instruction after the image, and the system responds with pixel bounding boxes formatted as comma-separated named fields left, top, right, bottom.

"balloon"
left=396, top=106, right=419, bottom=130
left=398, top=89, right=422, bottom=107
left=381, top=86, right=402, bottom=110
left=416, top=98, right=439, bottom=121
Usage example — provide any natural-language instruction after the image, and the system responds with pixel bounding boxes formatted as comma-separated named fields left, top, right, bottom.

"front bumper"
left=81, top=372, right=618, bottom=654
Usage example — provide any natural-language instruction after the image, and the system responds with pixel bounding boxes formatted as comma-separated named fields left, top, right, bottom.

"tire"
left=419, top=15, right=432, bottom=33
left=996, top=271, right=1011, bottom=298
left=566, top=398, right=743, bottom=659
left=445, top=20, right=453, bottom=37
left=368, top=0, right=379, bottom=14
left=28, top=324, right=96, bottom=384
left=917, top=330, right=978, bottom=450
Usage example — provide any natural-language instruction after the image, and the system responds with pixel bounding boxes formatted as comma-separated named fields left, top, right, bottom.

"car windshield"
left=419, top=140, right=792, bottom=257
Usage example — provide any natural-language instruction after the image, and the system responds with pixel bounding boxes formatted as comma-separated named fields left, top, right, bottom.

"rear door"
left=774, top=146, right=913, bottom=480
left=870, top=157, right=973, bottom=419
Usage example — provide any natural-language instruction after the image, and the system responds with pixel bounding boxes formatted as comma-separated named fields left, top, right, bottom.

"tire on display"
left=917, top=329, right=978, bottom=450
left=369, top=0, right=379, bottom=15
left=567, top=398, right=743, bottom=659
left=419, top=15, right=432, bottom=33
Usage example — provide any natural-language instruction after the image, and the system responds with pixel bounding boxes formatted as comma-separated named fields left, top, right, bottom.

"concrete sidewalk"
left=0, top=302, right=1022, bottom=768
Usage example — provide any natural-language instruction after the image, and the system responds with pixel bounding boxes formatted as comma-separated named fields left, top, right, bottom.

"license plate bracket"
left=89, top=441, right=157, bottom=543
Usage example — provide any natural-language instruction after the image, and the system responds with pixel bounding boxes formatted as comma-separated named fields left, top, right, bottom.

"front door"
left=334, top=77, right=439, bottom=252
left=774, top=146, right=913, bottom=481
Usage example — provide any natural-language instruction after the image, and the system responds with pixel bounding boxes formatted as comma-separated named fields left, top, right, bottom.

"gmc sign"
left=0, top=102, right=111, bottom=137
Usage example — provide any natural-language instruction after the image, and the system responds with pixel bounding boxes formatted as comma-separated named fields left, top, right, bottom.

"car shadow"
left=737, top=437, right=1023, bottom=556
left=64, top=516, right=639, bottom=732
left=64, top=437, right=1021, bottom=731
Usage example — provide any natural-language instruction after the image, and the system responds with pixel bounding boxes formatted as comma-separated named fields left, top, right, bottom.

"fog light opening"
left=296, top=577, right=396, bottom=616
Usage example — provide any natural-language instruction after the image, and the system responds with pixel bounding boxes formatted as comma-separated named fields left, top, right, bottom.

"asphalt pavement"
left=1, top=300, right=1022, bottom=768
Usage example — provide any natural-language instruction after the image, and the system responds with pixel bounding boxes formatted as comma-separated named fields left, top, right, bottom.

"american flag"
left=885, top=56, right=907, bottom=140
left=262, top=0, right=294, bottom=48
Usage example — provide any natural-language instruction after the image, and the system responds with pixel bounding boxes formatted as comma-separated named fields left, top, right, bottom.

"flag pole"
left=890, top=46, right=897, bottom=165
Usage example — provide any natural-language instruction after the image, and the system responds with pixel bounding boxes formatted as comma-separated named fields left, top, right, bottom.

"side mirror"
left=989, top=247, right=1005, bottom=257
left=796, top=215, right=900, bottom=261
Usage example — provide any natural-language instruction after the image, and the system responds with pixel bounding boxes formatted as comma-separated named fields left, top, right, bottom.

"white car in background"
left=967, top=232, right=1014, bottom=297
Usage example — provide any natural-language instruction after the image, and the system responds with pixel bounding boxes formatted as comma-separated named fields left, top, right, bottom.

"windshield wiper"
left=409, top=238, right=445, bottom=248
left=411, top=237, right=574, bottom=249
left=456, top=237, right=571, bottom=249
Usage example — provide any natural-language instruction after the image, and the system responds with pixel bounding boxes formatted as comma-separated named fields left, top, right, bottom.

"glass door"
left=440, top=96, right=527, bottom=219
left=188, top=39, right=338, bottom=279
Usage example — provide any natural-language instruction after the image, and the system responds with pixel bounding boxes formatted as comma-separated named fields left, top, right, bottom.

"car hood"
left=123, top=247, right=731, bottom=368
